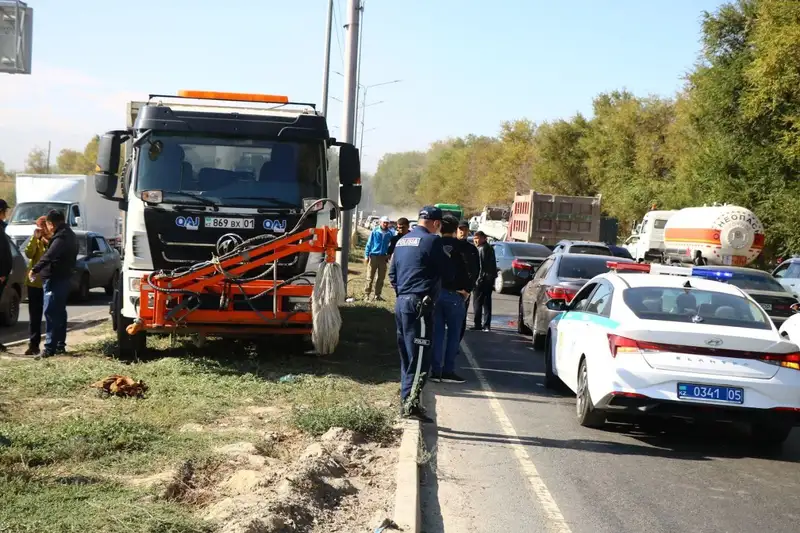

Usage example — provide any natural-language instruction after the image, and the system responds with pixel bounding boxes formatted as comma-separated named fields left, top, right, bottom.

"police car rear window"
left=622, top=287, right=772, bottom=330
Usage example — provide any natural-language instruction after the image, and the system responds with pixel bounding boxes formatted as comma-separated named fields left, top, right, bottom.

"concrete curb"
left=393, top=418, right=422, bottom=532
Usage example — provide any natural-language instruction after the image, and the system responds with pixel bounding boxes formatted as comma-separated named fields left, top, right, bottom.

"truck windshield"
left=136, top=134, right=323, bottom=207
left=10, top=202, right=68, bottom=224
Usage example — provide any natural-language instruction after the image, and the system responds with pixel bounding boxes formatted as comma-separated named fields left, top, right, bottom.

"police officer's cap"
left=418, top=206, right=443, bottom=221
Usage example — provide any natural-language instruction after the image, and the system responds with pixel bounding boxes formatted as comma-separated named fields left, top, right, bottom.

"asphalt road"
left=0, top=288, right=111, bottom=348
left=421, top=293, right=800, bottom=533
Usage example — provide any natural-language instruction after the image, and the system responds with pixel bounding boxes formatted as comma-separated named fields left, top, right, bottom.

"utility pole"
left=353, top=0, right=365, bottom=143
left=337, top=0, right=360, bottom=287
left=320, top=0, right=333, bottom=117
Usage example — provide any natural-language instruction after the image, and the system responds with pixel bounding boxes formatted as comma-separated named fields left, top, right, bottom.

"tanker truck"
left=662, top=204, right=765, bottom=266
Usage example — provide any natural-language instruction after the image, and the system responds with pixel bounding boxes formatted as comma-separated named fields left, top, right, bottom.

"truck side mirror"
left=337, top=143, right=361, bottom=186
left=95, top=131, right=124, bottom=200
left=340, top=185, right=362, bottom=211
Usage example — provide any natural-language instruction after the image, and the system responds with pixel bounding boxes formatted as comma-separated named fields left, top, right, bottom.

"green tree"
left=24, top=147, right=50, bottom=174
left=529, top=115, right=592, bottom=196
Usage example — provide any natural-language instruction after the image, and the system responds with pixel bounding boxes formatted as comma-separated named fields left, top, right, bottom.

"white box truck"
left=7, top=174, right=122, bottom=251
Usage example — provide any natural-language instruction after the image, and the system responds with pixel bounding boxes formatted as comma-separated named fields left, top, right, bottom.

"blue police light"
left=690, top=267, right=734, bottom=280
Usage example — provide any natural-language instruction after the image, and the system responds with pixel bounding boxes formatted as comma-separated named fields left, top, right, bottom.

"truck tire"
left=114, top=278, right=146, bottom=360
left=117, top=314, right=146, bottom=360
left=105, top=271, right=119, bottom=296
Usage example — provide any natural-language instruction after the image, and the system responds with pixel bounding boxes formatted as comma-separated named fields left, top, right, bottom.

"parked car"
left=519, top=253, right=634, bottom=348
left=552, top=240, right=612, bottom=256
left=71, top=231, right=121, bottom=302
left=491, top=242, right=552, bottom=295
left=772, top=257, right=800, bottom=298
left=0, top=236, right=27, bottom=326
left=608, top=244, right=633, bottom=259
left=689, top=265, right=799, bottom=327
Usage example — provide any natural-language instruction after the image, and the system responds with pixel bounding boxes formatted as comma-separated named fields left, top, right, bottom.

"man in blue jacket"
left=389, top=206, right=453, bottom=422
left=363, top=216, right=395, bottom=301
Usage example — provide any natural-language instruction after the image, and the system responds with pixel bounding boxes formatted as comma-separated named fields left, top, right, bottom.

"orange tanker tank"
left=662, top=205, right=765, bottom=266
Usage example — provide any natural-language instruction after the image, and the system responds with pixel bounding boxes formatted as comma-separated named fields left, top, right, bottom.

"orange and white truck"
left=662, top=204, right=765, bottom=266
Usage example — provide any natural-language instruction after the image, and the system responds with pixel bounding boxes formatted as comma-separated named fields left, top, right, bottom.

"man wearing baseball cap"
left=457, top=220, right=480, bottom=341
left=0, top=199, right=11, bottom=352
left=363, top=215, right=395, bottom=301
left=389, top=205, right=453, bottom=422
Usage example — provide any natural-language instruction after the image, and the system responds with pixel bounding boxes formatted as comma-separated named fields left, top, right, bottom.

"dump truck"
left=93, top=90, right=361, bottom=359
left=507, top=190, right=603, bottom=245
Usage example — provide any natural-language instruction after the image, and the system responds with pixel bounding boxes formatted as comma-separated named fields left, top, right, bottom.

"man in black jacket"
left=30, top=210, right=78, bottom=358
left=431, top=215, right=472, bottom=383
left=457, top=221, right=479, bottom=341
left=471, top=231, right=497, bottom=331
left=0, top=199, right=12, bottom=352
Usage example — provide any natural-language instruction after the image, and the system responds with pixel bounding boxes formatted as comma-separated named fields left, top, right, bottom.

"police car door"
left=571, top=281, right=615, bottom=385
left=556, top=282, right=598, bottom=392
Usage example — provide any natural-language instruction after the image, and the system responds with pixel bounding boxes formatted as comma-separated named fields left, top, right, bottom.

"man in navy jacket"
left=389, top=206, right=452, bottom=422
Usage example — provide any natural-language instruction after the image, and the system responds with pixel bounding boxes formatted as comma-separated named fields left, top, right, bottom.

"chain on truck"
left=93, top=90, right=362, bottom=359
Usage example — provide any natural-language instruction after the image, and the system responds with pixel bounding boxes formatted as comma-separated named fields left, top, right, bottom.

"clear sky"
left=0, top=0, right=726, bottom=173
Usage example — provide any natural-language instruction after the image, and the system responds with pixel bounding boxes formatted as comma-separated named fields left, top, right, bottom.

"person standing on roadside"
left=431, top=215, right=471, bottom=384
left=387, top=217, right=410, bottom=259
left=389, top=206, right=452, bottom=422
left=30, top=210, right=78, bottom=358
left=364, top=215, right=395, bottom=301
left=0, top=199, right=12, bottom=352
left=24, top=216, right=50, bottom=356
left=471, top=231, right=496, bottom=331
left=457, top=221, right=479, bottom=341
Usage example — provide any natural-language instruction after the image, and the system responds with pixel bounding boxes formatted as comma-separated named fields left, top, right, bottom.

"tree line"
left=0, top=136, right=100, bottom=181
left=370, top=0, right=800, bottom=257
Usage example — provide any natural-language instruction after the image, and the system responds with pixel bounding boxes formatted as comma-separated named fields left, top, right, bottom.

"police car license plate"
left=204, top=217, right=254, bottom=229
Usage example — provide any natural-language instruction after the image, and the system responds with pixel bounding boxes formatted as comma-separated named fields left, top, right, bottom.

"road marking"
left=461, top=340, right=573, bottom=533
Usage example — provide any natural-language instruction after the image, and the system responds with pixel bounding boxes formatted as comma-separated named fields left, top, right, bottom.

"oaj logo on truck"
left=175, top=216, right=200, bottom=231
left=263, top=219, right=287, bottom=233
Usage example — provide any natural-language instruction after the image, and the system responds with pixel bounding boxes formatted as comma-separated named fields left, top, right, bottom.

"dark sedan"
left=492, top=241, right=552, bottom=295
left=691, top=265, right=799, bottom=327
left=0, top=236, right=27, bottom=326
left=71, top=232, right=121, bottom=301
left=519, top=253, right=634, bottom=348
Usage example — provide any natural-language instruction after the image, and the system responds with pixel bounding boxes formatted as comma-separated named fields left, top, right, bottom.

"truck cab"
left=93, top=91, right=361, bottom=355
left=623, top=210, right=677, bottom=262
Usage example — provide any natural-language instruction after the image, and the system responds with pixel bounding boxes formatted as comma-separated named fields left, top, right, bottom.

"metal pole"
left=320, top=0, right=333, bottom=117
left=353, top=1, right=365, bottom=142
left=337, top=0, right=360, bottom=287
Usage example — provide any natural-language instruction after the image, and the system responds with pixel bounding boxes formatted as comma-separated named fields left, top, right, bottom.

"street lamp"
left=332, top=71, right=401, bottom=141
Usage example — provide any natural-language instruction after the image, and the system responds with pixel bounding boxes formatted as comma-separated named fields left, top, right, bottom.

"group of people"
left=0, top=201, right=78, bottom=358
left=386, top=205, right=497, bottom=422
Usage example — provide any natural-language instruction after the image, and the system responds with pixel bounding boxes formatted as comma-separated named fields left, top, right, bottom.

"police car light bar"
left=689, top=267, right=735, bottom=280
left=607, top=261, right=706, bottom=278
left=606, top=262, right=652, bottom=273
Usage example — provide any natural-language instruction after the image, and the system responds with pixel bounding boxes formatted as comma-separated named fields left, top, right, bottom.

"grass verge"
left=0, top=256, right=400, bottom=532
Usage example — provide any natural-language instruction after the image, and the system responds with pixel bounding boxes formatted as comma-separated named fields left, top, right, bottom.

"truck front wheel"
left=114, top=277, right=146, bottom=359
left=117, top=314, right=146, bottom=360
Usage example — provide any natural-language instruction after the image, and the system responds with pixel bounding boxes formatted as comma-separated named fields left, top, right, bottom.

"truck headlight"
left=129, top=278, right=151, bottom=292
left=286, top=296, right=311, bottom=312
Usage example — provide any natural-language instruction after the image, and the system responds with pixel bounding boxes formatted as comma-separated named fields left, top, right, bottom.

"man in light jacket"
left=363, top=215, right=395, bottom=301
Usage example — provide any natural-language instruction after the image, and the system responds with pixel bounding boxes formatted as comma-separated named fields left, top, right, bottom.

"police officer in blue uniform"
left=389, top=206, right=453, bottom=422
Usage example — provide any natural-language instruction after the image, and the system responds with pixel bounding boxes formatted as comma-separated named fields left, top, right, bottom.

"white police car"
left=543, top=262, right=800, bottom=447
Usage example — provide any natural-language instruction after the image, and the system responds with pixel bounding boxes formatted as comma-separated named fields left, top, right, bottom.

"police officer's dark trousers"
left=395, top=294, right=434, bottom=412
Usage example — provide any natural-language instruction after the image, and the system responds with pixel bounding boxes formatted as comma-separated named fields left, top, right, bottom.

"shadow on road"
left=435, top=424, right=800, bottom=463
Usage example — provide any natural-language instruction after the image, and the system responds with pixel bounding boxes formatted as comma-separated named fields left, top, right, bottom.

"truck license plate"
left=204, top=217, right=255, bottom=229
